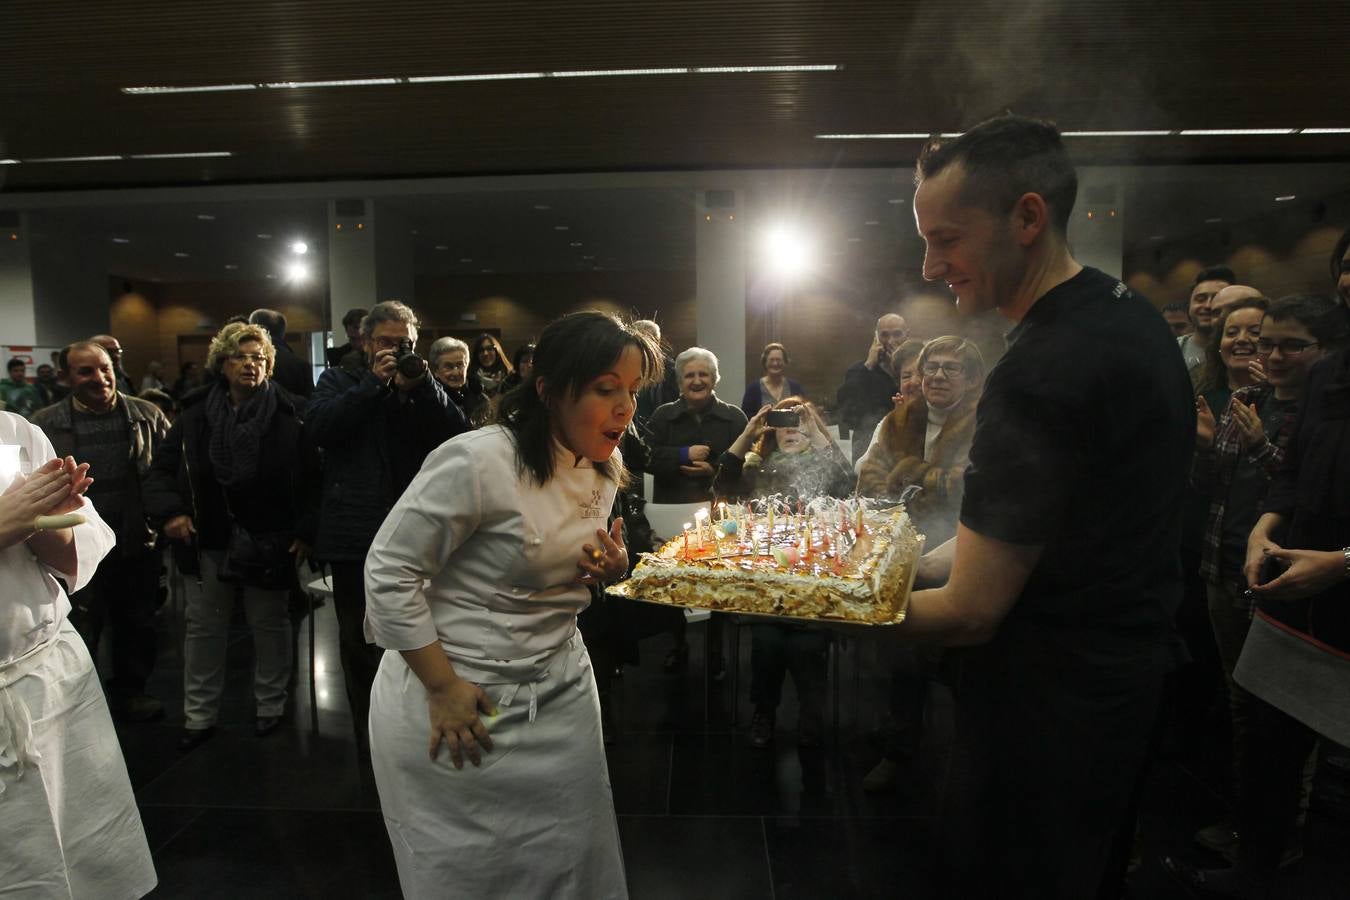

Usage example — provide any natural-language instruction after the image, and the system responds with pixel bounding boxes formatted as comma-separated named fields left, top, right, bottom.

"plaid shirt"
left=1190, top=383, right=1299, bottom=586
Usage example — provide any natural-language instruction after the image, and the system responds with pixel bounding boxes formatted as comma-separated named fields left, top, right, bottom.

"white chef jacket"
left=1, top=412, right=115, bottom=666
left=365, top=425, right=619, bottom=683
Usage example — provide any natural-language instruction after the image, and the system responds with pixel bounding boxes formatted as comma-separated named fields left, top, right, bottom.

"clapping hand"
left=577, top=517, right=628, bottom=583
left=0, top=456, right=92, bottom=549
left=1229, top=397, right=1265, bottom=451
left=1195, top=396, right=1216, bottom=448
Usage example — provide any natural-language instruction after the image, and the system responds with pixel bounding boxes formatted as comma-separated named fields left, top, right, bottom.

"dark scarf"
left=206, top=381, right=278, bottom=488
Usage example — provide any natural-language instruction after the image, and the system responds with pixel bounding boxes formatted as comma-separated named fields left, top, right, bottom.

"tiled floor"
left=109, top=590, right=1350, bottom=898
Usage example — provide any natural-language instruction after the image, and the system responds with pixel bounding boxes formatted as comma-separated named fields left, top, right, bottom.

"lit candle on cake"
left=855, top=501, right=864, bottom=534
left=694, top=507, right=708, bottom=550
left=682, top=522, right=692, bottom=559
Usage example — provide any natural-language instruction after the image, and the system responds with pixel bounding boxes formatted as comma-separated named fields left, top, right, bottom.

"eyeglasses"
left=921, top=361, right=965, bottom=377
left=1255, top=339, right=1319, bottom=356
left=230, top=352, right=267, bottom=364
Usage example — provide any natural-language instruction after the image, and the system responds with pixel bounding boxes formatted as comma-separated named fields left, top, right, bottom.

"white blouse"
left=0, top=413, right=115, bottom=666
left=364, top=425, right=620, bottom=683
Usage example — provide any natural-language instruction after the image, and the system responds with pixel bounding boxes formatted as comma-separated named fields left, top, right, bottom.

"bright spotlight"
left=762, top=225, right=812, bottom=279
left=290, top=240, right=308, bottom=255
left=285, top=262, right=310, bottom=282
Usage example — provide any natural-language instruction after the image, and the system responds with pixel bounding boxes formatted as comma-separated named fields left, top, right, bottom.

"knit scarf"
left=206, top=381, right=277, bottom=488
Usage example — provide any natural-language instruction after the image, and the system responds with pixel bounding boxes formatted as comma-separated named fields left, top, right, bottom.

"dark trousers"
left=940, top=655, right=1164, bottom=900
left=329, top=560, right=385, bottom=740
left=749, top=624, right=827, bottom=714
left=1238, top=694, right=1320, bottom=871
left=884, top=643, right=942, bottom=760
left=68, top=549, right=160, bottom=701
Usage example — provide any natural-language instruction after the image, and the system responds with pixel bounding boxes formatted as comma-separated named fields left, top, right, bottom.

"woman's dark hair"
left=1263, top=293, right=1350, bottom=352
left=760, top=342, right=790, bottom=371
left=498, top=312, right=662, bottom=486
left=468, top=333, right=512, bottom=378
left=512, top=342, right=536, bottom=371
left=1331, top=226, right=1350, bottom=282
left=1194, top=296, right=1269, bottom=395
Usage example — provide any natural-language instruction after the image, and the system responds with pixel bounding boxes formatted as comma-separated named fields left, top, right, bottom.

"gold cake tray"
left=606, top=562, right=917, bottom=627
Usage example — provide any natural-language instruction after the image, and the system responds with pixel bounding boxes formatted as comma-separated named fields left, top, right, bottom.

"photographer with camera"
left=835, top=313, right=910, bottom=464
left=308, top=301, right=468, bottom=744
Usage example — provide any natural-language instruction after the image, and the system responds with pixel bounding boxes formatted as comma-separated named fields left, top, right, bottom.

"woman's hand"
left=1249, top=547, right=1346, bottom=601
left=164, top=515, right=196, bottom=543
left=1195, top=396, right=1216, bottom=448
left=1229, top=398, right=1266, bottom=451
left=729, top=405, right=772, bottom=458
left=425, top=677, right=496, bottom=769
left=577, top=517, right=628, bottom=583
left=0, top=457, right=79, bottom=549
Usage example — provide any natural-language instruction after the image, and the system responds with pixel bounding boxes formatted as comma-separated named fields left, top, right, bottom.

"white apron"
left=369, top=630, right=626, bottom=900
left=0, top=621, right=157, bottom=899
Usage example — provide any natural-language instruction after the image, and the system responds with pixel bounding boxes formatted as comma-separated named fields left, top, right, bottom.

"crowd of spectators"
left=6, top=198, right=1350, bottom=898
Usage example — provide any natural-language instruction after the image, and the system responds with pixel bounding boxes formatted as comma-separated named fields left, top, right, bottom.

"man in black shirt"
left=897, top=115, right=1194, bottom=898
left=249, top=308, right=314, bottom=398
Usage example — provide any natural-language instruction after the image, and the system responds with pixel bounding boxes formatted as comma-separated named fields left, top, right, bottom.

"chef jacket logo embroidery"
left=581, top=489, right=605, bottom=519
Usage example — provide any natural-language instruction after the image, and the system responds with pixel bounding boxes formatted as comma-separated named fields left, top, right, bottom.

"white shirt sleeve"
left=363, top=436, right=483, bottom=651
left=853, top=417, right=889, bottom=475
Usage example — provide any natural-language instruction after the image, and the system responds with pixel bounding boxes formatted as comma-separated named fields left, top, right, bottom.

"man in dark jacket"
left=249, top=308, right=314, bottom=398
left=307, top=301, right=468, bottom=741
left=835, top=313, right=909, bottom=463
left=34, top=341, right=171, bottom=721
left=325, top=307, right=367, bottom=368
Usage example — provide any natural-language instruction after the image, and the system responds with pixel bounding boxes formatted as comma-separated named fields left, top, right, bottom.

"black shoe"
left=112, top=693, right=165, bottom=723
left=663, top=644, right=689, bottom=672
left=1159, top=855, right=1263, bottom=898
left=255, top=716, right=282, bottom=737
left=178, top=727, right=216, bottom=753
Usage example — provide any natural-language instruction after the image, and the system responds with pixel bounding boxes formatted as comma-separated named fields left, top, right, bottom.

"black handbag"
left=219, top=522, right=294, bottom=590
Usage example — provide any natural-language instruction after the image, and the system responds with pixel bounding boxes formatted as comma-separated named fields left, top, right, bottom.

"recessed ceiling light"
left=554, top=225, right=570, bottom=231
left=257, top=233, right=272, bottom=239
left=864, top=220, right=880, bottom=226
left=0, top=159, right=20, bottom=165
left=435, top=245, right=448, bottom=251
left=847, top=236, right=862, bottom=243
left=28, top=155, right=123, bottom=163
left=224, top=263, right=239, bottom=270
left=290, top=240, right=308, bottom=255
left=1275, top=195, right=1296, bottom=202
left=174, top=251, right=190, bottom=258
left=264, top=78, right=402, bottom=89
left=196, top=213, right=216, bottom=221
left=887, top=198, right=905, bottom=205
left=533, top=204, right=552, bottom=210
left=1180, top=128, right=1294, bottom=136
left=1149, top=235, right=1165, bottom=241
left=122, top=84, right=257, bottom=94
left=128, top=151, right=232, bottom=159
left=459, top=257, right=472, bottom=263
left=582, top=255, right=596, bottom=260
left=1205, top=217, right=1223, bottom=224
left=111, top=237, right=130, bottom=244
left=569, top=241, right=583, bottom=247
left=285, top=262, right=310, bottom=282
left=480, top=268, right=494, bottom=273
left=265, top=273, right=276, bottom=279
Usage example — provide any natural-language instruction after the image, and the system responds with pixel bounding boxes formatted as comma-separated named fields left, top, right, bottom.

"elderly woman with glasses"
left=145, top=322, right=313, bottom=752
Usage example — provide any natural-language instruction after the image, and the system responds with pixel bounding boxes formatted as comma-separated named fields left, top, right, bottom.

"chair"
left=642, top=472, right=654, bottom=501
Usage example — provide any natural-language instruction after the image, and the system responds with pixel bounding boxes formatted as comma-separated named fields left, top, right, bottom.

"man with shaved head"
left=835, top=312, right=910, bottom=463
left=1210, top=284, right=1266, bottom=319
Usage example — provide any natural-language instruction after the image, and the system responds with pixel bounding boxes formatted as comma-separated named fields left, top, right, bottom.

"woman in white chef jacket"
left=364, top=311, right=661, bottom=899
left=0, top=411, right=157, bottom=899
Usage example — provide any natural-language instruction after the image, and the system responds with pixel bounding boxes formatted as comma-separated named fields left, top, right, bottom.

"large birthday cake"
left=614, top=499, right=924, bottom=624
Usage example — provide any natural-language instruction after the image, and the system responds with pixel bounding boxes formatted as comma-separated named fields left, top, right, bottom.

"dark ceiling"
left=3, top=0, right=1349, bottom=193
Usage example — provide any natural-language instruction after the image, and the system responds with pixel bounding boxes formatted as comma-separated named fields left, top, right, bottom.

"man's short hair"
left=59, top=341, right=109, bottom=373
left=7, top=358, right=24, bottom=371
left=1161, top=302, right=1188, bottom=315
left=342, top=307, right=369, bottom=329
left=360, top=301, right=420, bottom=344
left=1191, top=265, right=1236, bottom=288
left=248, top=308, right=287, bottom=340
left=1264, top=294, right=1350, bottom=351
left=915, top=114, right=1078, bottom=235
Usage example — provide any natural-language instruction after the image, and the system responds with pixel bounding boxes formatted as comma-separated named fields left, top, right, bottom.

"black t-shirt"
left=959, top=267, right=1195, bottom=678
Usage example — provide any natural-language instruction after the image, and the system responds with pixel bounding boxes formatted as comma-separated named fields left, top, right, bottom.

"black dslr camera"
left=394, top=338, right=427, bottom=379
